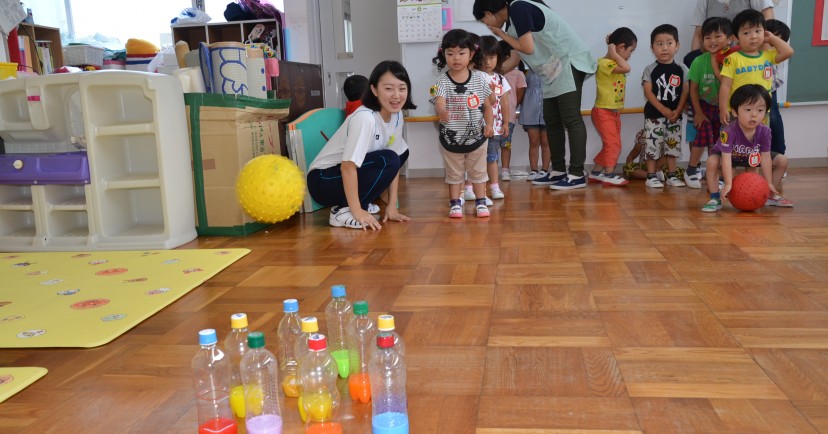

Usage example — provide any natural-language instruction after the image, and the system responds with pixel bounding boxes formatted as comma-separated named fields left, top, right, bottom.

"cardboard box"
left=185, top=93, right=290, bottom=236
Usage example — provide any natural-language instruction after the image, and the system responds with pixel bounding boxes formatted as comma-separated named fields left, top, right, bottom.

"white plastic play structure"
left=0, top=71, right=197, bottom=250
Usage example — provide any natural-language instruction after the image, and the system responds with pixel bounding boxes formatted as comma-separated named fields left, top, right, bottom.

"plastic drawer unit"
left=0, top=152, right=90, bottom=185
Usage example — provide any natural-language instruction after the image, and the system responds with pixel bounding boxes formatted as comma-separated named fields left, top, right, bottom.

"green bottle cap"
left=353, top=300, right=369, bottom=315
left=247, top=331, right=265, bottom=349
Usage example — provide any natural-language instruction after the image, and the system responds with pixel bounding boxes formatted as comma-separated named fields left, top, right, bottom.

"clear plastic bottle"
left=376, top=315, right=405, bottom=357
left=192, top=329, right=238, bottom=434
left=294, top=316, right=320, bottom=365
left=299, top=334, right=342, bottom=434
left=346, top=300, right=376, bottom=403
left=294, top=316, right=319, bottom=422
left=369, top=333, right=409, bottom=434
left=240, top=331, right=283, bottom=434
left=224, top=313, right=249, bottom=420
left=325, top=284, right=354, bottom=379
left=277, top=299, right=302, bottom=398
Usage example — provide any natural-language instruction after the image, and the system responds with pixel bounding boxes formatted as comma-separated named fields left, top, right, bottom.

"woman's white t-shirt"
left=309, top=107, right=408, bottom=171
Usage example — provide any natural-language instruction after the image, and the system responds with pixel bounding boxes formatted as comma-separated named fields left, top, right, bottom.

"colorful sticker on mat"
left=101, top=314, right=127, bottom=322
left=57, top=289, right=80, bottom=296
left=146, top=288, right=171, bottom=295
left=17, top=329, right=46, bottom=338
left=183, top=268, right=203, bottom=274
left=0, top=374, right=13, bottom=385
left=11, top=261, right=35, bottom=267
left=40, top=279, right=64, bottom=285
left=88, top=260, right=109, bottom=266
left=95, top=268, right=128, bottom=276
left=123, top=278, right=148, bottom=283
left=162, top=259, right=180, bottom=265
left=25, top=271, right=47, bottom=276
left=0, top=314, right=24, bottom=322
left=70, top=299, right=110, bottom=310
left=71, top=254, right=91, bottom=258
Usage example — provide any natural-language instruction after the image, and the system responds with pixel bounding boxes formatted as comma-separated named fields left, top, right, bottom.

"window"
left=25, top=0, right=284, bottom=48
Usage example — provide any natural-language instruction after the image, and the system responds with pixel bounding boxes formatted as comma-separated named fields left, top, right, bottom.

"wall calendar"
left=397, top=0, right=443, bottom=43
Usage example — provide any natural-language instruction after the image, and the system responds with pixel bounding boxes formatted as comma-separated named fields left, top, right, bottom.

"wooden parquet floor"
left=3, top=168, right=828, bottom=434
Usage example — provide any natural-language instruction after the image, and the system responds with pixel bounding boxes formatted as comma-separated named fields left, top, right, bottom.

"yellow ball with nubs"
left=236, top=155, right=306, bottom=223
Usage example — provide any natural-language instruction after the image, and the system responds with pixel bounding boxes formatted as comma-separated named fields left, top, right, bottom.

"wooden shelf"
left=16, top=23, right=64, bottom=75
left=171, top=19, right=284, bottom=59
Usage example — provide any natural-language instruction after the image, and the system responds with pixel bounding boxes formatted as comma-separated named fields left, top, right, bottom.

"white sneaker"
left=587, top=172, right=604, bottom=183
left=458, top=196, right=465, bottom=206
left=667, top=176, right=686, bottom=187
left=646, top=177, right=664, bottom=188
left=367, top=203, right=380, bottom=214
left=463, top=189, right=476, bottom=201
left=656, top=171, right=665, bottom=183
left=329, top=206, right=362, bottom=229
left=491, top=186, right=505, bottom=199
left=526, top=170, right=539, bottom=181
left=600, top=173, right=629, bottom=186
left=485, top=196, right=494, bottom=206
left=684, top=171, right=701, bottom=189
left=500, top=168, right=511, bottom=181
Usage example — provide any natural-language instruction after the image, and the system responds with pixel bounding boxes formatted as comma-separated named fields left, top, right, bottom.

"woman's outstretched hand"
left=352, top=208, right=382, bottom=231
left=383, top=209, right=411, bottom=223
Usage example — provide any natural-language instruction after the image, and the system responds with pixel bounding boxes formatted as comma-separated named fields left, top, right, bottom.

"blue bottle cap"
left=198, top=329, right=217, bottom=345
left=331, top=284, right=346, bottom=298
left=283, top=299, right=299, bottom=313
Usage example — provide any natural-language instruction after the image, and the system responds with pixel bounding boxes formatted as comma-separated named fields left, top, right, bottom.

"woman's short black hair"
left=730, top=84, right=772, bottom=112
left=472, top=0, right=509, bottom=20
left=432, top=29, right=482, bottom=71
left=608, top=27, right=637, bottom=48
left=472, top=0, right=546, bottom=20
left=362, top=60, right=417, bottom=111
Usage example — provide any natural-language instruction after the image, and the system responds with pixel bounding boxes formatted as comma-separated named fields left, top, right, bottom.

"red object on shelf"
left=8, top=28, right=22, bottom=70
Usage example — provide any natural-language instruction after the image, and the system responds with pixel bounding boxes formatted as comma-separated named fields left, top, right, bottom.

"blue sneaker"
left=549, top=174, right=586, bottom=190
left=532, top=170, right=566, bottom=185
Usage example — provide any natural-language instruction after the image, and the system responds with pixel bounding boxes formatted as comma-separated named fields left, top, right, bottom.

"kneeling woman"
left=307, top=61, right=416, bottom=230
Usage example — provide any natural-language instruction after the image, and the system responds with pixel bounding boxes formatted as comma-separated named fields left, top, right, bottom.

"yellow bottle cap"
left=301, top=316, right=318, bottom=333
left=377, top=314, right=395, bottom=331
left=230, top=313, right=248, bottom=329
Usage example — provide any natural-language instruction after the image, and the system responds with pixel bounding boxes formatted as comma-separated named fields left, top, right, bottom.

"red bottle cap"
left=377, top=334, right=394, bottom=349
left=308, top=333, right=327, bottom=351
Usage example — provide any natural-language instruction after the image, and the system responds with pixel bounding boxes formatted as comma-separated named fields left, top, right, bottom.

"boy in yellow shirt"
left=718, top=9, right=793, bottom=126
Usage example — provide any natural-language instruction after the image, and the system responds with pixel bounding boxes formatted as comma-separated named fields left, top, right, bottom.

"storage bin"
left=0, top=62, right=17, bottom=80
left=63, top=45, right=105, bottom=66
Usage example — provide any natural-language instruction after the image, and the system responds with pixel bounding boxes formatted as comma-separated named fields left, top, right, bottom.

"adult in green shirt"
left=474, top=0, right=597, bottom=190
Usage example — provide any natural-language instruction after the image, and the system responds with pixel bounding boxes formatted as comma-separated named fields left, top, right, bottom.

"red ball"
left=728, top=172, right=770, bottom=211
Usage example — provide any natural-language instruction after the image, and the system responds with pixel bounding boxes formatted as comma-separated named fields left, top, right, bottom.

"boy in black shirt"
left=641, top=24, right=690, bottom=188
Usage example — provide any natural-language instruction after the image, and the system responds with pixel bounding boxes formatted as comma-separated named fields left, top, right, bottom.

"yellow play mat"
left=0, top=249, right=249, bottom=348
left=0, top=367, right=47, bottom=403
